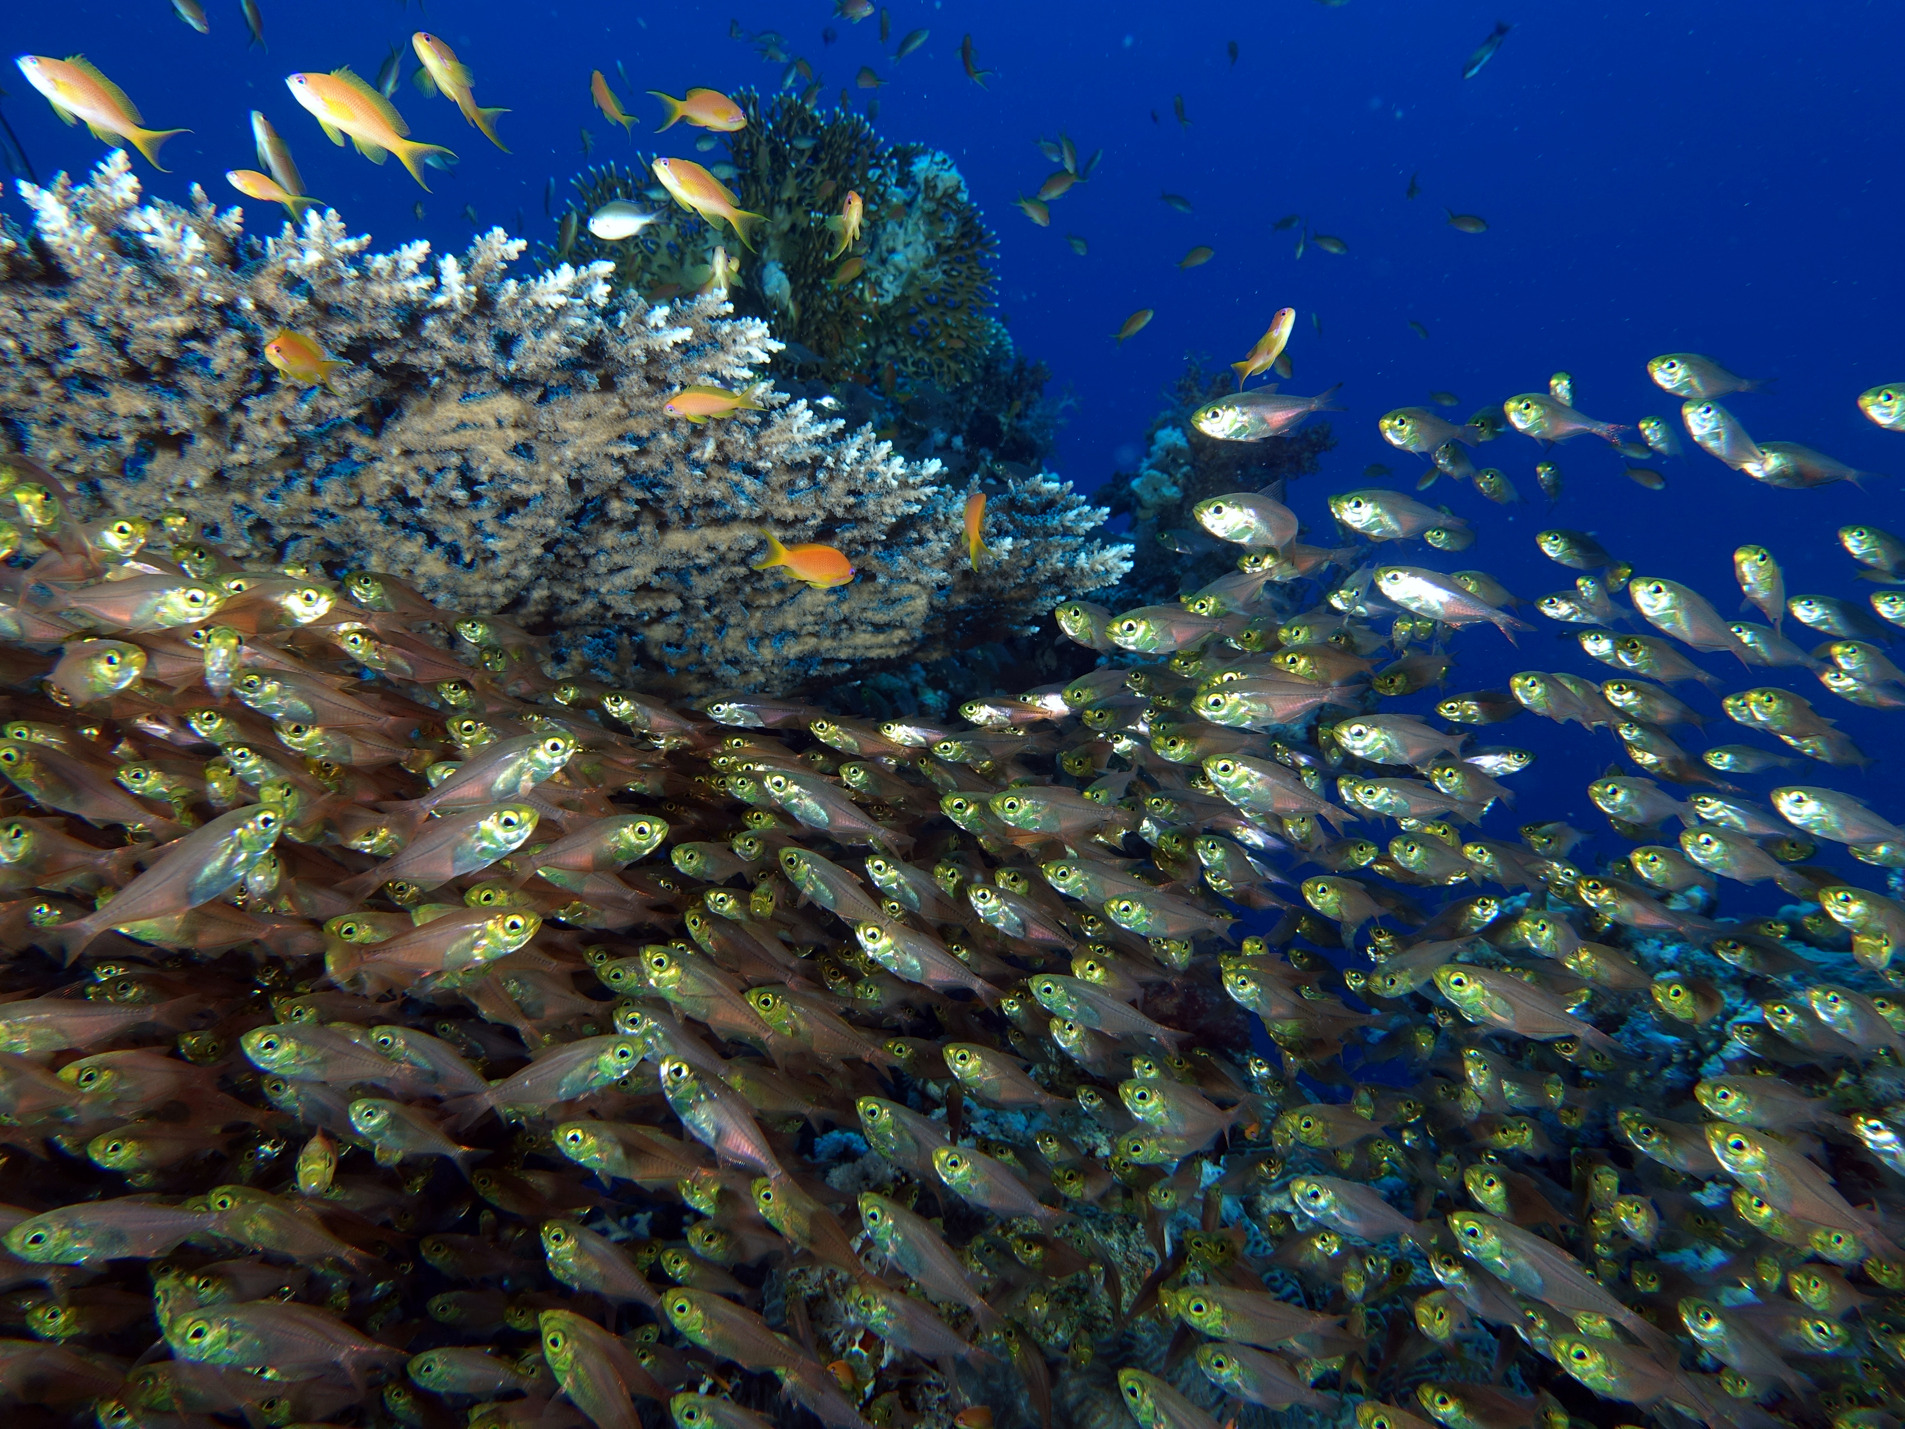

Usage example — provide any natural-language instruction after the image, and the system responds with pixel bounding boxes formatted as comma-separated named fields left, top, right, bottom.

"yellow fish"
left=828, top=190, right=863, bottom=260
left=1114, top=309, right=1154, bottom=345
left=965, top=492, right=988, bottom=572
left=648, top=88, right=746, bottom=133
left=264, top=330, right=348, bottom=390
left=285, top=68, right=455, bottom=190
left=225, top=170, right=320, bottom=220
left=14, top=55, right=187, bottom=169
left=651, top=157, right=765, bottom=250
left=663, top=384, right=766, bottom=423
left=755, top=534, right=856, bottom=591
left=411, top=33, right=508, bottom=151
left=1233, top=307, right=1295, bottom=387
left=591, top=71, right=636, bottom=133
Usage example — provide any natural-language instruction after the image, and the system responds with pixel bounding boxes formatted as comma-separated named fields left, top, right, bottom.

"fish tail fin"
left=468, top=103, right=509, bottom=151
left=394, top=139, right=456, bottom=190
left=753, top=532, right=790, bottom=571
left=323, top=939, right=364, bottom=987
left=1316, top=381, right=1347, bottom=411
left=647, top=91, right=684, bottom=130
left=442, top=1091, right=493, bottom=1134
left=126, top=126, right=190, bottom=171
left=728, top=207, right=768, bottom=252
left=43, top=919, right=99, bottom=967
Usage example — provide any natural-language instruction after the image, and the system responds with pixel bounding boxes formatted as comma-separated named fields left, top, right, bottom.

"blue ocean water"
left=4, top=0, right=1901, bottom=882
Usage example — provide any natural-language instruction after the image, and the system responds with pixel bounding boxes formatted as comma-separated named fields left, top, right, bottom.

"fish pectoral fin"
left=318, top=120, right=346, bottom=147
left=354, top=138, right=390, bottom=164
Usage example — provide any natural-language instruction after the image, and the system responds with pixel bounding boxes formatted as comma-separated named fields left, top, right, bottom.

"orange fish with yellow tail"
left=754, top=534, right=856, bottom=591
left=663, top=384, right=766, bottom=423
left=964, top=493, right=989, bottom=572
left=411, top=33, right=509, bottom=151
left=226, top=170, right=321, bottom=221
left=14, top=56, right=187, bottom=169
left=285, top=68, right=455, bottom=190
left=265, top=330, right=349, bottom=390
left=651, top=157, right=766, bottom=251
left=591, top=71, right=636, bottom=133
left=827, top=190, right=863, bottom=260
left=648, top=88, right=746, bottom=133
left=1233, top=307, right=1295, bottom=388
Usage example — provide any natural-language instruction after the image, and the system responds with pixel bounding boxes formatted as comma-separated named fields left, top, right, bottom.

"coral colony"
left=0, top=154, right=1129, bottom=694
left=1, top=105, right=1905, bottom=1429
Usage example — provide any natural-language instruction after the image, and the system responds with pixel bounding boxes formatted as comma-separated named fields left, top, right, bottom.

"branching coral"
left=0, top=153, right=1129, bottom=694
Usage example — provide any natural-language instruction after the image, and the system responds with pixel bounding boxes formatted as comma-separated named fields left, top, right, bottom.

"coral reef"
left=549, top=94, right=1049, bottom=483
left=1097, top=361, right=1336, bottom=610
left=0, top=153, right=1129, bottom=695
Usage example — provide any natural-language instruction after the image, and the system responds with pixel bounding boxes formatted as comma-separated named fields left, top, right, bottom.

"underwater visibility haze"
left=0, top=4, right=1903, bottom=1429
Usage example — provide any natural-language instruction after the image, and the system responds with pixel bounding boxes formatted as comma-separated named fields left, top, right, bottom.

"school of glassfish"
left=7, top=13, right=1905, bottom=1429
left=0, top=289, right=1897, bottom=1429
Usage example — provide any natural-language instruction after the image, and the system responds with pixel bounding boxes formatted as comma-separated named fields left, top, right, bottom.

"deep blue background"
left=4, top=1, right=1902, bottom=893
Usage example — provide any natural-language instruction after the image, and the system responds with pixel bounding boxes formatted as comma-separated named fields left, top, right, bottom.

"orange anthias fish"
left=651, top=157, right=766, bottom=251
left=14, top=56, right=188, bottom=169
left=965, top=493, right=989, bottom=572
left=827, top=190, right=863, bottom=260
left=663, top=384, right=766, bottom=423
left=411, top=33, right=509, bottom=152
left=961, top=34, right=994, bottom=87
left=285, top=69, right=455, bottom=190
left=250, top=111, right=305, bottom=199
left=1114, top=309, right=1155, bottom=345
left=1233, top=307, right=1296, bottom=387
left=754, top=534, right=856, bottom=591
left=648, top=88, right=746, bottom=133
left=591, top=71, right=636, bottom=133
left=264, top=330, right=349, bottom=389
left=226, top=170, right=321, bottom=220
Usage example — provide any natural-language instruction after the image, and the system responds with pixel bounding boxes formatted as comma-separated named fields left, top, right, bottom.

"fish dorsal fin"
left=65, top=55, right=141, bottom=123
left=328, top=67, right=410, bottom=137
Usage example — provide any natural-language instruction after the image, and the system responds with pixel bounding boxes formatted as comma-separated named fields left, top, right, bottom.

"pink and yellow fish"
left=14, top=55, right=187, bottom=169
left=1233, top=307, right=1295, bottom=387
left=651, top=157, right=766, bottom=251
left=285, top=67, right=455, bottom=190
left=265, top=330, right=348, bottom=390
left=226, top=169, right=320, bottom=220
left=964, top=493, right=989, bottom=572
left=828, top=190, right=863, bottom=260
left=411, top=33, right=508, bottom=151
left=591, top=71, right=636, bottom=133
left=648, top=88, right=746, bottom=133
left=754, top=534, right=856, bottom=591
left=663, top=384, right=765, bottom=424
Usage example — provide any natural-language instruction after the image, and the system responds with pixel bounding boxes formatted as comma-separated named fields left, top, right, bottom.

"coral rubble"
left=0, top=153, right=1129, bottom=695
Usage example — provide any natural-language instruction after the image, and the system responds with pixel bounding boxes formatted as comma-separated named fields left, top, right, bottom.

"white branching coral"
left=0, top=153, right=1129, bottom=693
